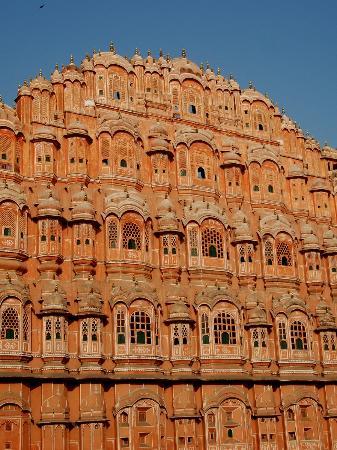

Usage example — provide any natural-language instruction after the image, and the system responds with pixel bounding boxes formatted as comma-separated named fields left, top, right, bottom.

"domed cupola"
left=300, top=222, right=320, bottom=251
left=315, top=298, right=336, bottom=330
left=287, top=163, right=307, bottom=179
left=323, top=229, right=337, bottom=254
left=231, top=209, right=256, bottom=243
left=130, top=48, right=144, bottom=66
left=36, top=185, right=62, bottom=218
left=155, top=195, right=182, bottom=235
left=40, top=283, right=68, bottom=314
left=70, top=186, right=96, bottom=223
left=65, top=119, right=91, bottom=140
left=220, top=145, right=244, bottom=169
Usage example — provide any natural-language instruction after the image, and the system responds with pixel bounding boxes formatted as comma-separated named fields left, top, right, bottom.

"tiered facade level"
left=1, top=45, right=337, bottom=450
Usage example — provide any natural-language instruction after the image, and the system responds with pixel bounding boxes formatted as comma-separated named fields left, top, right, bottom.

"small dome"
left=171, top=56, right=202, bottom=77
left=41, top=285, right=67, bottom=312
left=67, top=119, right=88, bottom=135
left=37, top=186, right=62, bottom=217
left=149, top=122, right=168, bottom=137
left=71, top=188, right=95, bottom=221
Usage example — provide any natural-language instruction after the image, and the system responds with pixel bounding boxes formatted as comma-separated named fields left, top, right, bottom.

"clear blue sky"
left=0, top=0, right=336, bottom=146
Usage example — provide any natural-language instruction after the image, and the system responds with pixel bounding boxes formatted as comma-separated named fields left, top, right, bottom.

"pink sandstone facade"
left=1, top=44, right=337, bottom=449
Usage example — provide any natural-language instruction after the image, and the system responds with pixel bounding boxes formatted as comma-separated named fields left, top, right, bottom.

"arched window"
left=264, top=240, right=274, bottom=266
left=268, top=184, right=274, bottom=193
left=290, top=321, right=308, bottom=350
left=189, top=104, right=197, bottom=114
left=0, top=307, right=19, bottom=340
left=107, top=219, right=118, bottom=249
left=130, top=311, right=151, bottom=344
left=201, top=313, right=210, bottom=344
left=120, top=159, right=127, bottom=168
left=201, top=228, right=224, bottom=259
left=278, top=322, right=288, bottom=349
left=117, top=309, right=126, bottom=344
left=214, top=312, right=237, bottom=345
left=253, top=185, right=260, bottom=192
left=197, top=167, right=206, bottom=179
left=122, top=222, right=141, bottom=250
left=276, top=240, right=292, bottom=267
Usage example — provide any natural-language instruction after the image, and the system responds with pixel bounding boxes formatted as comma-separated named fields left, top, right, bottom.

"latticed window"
left=23, top=309, right=29, bottom=341
left=276, top=240, right=292, bottom=266
left=201, top=313, right=210, bottom=344
left=113, top=133, right=136, bottom=176
left=178, top=149, right=187, bottom=177
left=0, top=307, right=19, bottom=339
left=0, top=202, right=17, bottom=248
left=290, top=321, right=308, bottom=350
left=189, top=228, right=198, bottom=256
left=322, top=332, right=336, bottom=351
left=122, top=222, right=141, bottom=250
left=117, top=309, right=126, bottom=344
left=214, top=312, right=237, bottom=344
left=45, top=318, right=52, bottom=340
left=173, top=323, right=189, bottom=346
left=201, top=228, right=224, bottom=258
left=252, top=328, right=267, bottom=348
left=130, top=311, right=151, bottom=344
left=0, top=134, right=13, bottom=170
left=108, top=219, right=118, bottom=248
left=264, top=240, right=274, bottom=265
left=278, top=322, right=287, bottom=349
left=81, top=320, right=88, bottom=341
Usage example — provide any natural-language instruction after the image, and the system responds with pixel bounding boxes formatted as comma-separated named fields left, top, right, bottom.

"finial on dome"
left=248, top=80, right=253, bottom=89
left=200, top=62, right=204, bottom=72
left=0, top=95, right=3, bottom=104
left=147, top=49, right=151, bottom=56
left=281, top=107, right=285, bottom=114
left=206, top=62, right=210, bottom=69
left=165, top=54, right=171, bottom=62
left=39, top=69, right=43, bottom=77
left=70, top=54, right=74, bottom=64
left=55, top=63, right=59, bottom=71
left=93, top=49, right=97, bottom=54
left=229, top=73, right=233, bottom=80
left=86, top=53, right=91, bottom=60
left=217, top=67, right=221, bottom=75
left=181, top=48, right=187, bottom=58
left=159, top=48, right=163, bottom=57
left=109, top=41, right=115, bottom=53
left=135, top=48, right=140, bottom=55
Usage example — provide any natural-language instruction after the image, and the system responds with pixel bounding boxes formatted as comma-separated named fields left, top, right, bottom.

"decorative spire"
left=147, top=49, right=151, bottom=56
left=159, top=48, right=163, bottom=57
left=200, top=62, right=204, bottom=72
left=55, top=63, right=59, bottom=71
left=248, top=80, right=253, bottom=89
left=109, top=41, right=115, bottom=53
left=229, top=73, right=233, bottom=80
left=181, top=48, right=187, bottom=58
left=206, top=62, right=210, bottom=70
left=281, top=107, right=285, bottom=114
left=39, top=69, right=43, bottom=77
left=135, top=48, right=140, bottom=55
left=217, top=67, right=221, bottom=75
left=70, top=54, right=74, bottom=64
left=165, top=54, right=171, bottom=62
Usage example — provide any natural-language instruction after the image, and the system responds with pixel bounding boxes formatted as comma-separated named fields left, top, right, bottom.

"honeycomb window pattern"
left=201, top=228, right=224, bottom=258
left=122, top=222, right=141, bottom=250
left=290, top=321, right=308, bottom=350
left=130, top=311, right=151, bottom=344
left=214, top=312, right=237, bottom=344
left=0, top=307, right=19, bottom=339
left=276, top=240, right=292, bottom=266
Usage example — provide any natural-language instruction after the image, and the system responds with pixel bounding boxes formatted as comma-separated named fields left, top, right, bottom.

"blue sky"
left=0, top=0, right=336, bottom=146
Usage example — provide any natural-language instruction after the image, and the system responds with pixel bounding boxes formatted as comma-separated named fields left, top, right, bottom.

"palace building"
left=1, top=44, right=337, bottom=449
